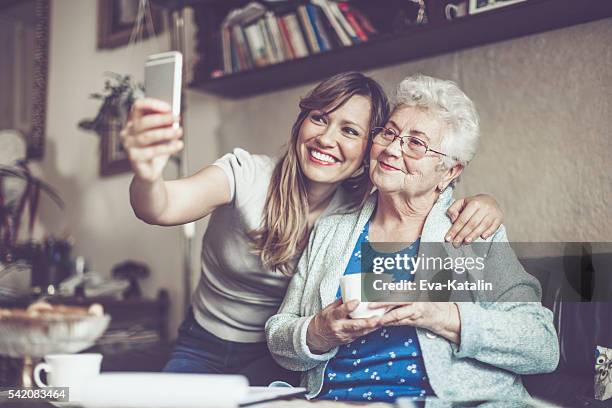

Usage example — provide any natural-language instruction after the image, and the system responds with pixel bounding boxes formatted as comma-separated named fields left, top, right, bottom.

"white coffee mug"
left=34, top=353, right=102, bottom=401
left=445, top=2, right=468, bottom=20
left=340, top=274, right=386, bottom=319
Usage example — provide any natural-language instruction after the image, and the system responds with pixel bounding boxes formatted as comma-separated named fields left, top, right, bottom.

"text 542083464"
left=1, top=387, right=69, bottom=402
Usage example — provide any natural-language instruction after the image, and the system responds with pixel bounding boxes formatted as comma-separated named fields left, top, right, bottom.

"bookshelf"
left=186, top=0, right=612, bottom=98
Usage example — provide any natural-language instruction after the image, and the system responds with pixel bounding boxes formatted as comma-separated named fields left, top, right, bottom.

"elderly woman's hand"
left=369, top=302, right=461, bottom=344
left=306, top=299, right=383, bottom=354
left=445, top=194, right=503, bottom=247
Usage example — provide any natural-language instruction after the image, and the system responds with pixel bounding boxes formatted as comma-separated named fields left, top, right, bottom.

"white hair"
left=394, top=74, right=480, bottom=184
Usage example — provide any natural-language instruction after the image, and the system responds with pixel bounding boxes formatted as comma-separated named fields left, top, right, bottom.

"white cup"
left=34, top=353, right=103, bottom=401
left=340, top=274, right=386, bottom=319
left=445, top=2, right=468, bottom=20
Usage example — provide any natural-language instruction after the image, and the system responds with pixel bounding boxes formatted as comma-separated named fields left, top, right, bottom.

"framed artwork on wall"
left=0, top=0, right=50, bottom=160
left=468, top=0, right=527, bottom=15
left=99, top=112, right=131, bottom=177
left=97, top=0, right=164, bottom=49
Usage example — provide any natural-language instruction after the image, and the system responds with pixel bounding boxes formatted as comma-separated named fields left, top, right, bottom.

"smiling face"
left=369, top=105, right=461, bottom=199
left=297, top=95, right=372, bottom=191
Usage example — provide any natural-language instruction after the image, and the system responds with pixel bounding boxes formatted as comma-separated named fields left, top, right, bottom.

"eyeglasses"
left=371, top=127, right=447, bottom=159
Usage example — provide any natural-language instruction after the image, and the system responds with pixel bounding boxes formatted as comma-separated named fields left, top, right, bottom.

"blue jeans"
left=163, top=309, right=300, bottom=386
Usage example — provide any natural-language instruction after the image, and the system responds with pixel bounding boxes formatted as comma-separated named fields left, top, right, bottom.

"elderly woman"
left=266, top=74, right=559, bottom=402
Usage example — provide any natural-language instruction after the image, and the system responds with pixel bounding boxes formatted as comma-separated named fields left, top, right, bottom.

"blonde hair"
left=250, top=72, right=389, bottom=275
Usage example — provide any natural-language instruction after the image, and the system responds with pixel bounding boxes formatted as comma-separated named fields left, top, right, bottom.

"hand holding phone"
left=144, top=51, right=182, bottom=128
left=120, top=52, right=184, bottom=182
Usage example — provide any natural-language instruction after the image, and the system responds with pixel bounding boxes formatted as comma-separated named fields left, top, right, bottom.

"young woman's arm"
left=123, top=98, right=231, bottom=226
left=446, top=194, right=503, bottom=246
left=129, top=166, right=231, bottom=226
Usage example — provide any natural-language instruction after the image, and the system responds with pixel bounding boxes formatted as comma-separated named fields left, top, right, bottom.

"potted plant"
left=0, top=160, right=63, bottom=260
left=79, top=73, right=144, bottom=176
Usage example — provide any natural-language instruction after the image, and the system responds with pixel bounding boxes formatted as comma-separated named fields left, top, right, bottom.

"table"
left=252, top=397, right=559, bottom=408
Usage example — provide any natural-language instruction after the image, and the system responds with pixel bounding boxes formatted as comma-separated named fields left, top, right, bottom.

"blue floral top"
left=319, top=221, right=434, bottom=402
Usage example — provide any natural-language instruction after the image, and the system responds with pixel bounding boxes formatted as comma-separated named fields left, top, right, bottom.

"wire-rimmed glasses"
left=372, top=127, right=447, bottom=159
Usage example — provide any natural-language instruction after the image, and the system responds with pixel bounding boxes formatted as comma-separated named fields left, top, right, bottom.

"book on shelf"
left=221, top=21, right=233, bottom=74
left=221, top=2, right=268, bottom=73
left=306, top=4, right=332, bottom=52
left=297, top=5, right=321, bottom=54
left=282, top=13, right=310, bottom=58
left=258, top=18, right=278, bottom=64
left=311, top=0, right=352, bottom=47
left=214, top=0, right=379, bottom=77
left=277, top=15, right=296, bottom=59
left=345, top=3, right=378, bottom=36
left=243, top=22, right=268, bottom=67
left=329, top=1, right=361, bottom=44
left=264, top=11, right=286, bottom=63
left=337, top=2, right=369, bottom=42
left=232, top=24, right=253, bottom=71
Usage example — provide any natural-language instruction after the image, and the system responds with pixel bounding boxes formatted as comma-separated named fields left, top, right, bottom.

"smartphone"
left=144, top=51, right=182, bottom=128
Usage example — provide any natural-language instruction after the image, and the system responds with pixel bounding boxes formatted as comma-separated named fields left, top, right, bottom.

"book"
left=337, top=2, right=368, bottom=42
left=297, top=5, right=320, bottom=54
left=221, top=2, right=269, bottom=73
left=348, top=4, right=378, bottom=35
left=258, top=18, right=277, bottom=64
left=221, top=8, right=245, bottom=73
left=230, top=34, right=240, bottom=73
left=282, top=13, right=310, bottom=58
left=227, top=1, right=267, bottom=26
left=264, top=11, right=286, bottom=62
left=220, top=21, right=233, bottom=73
left=243, top=22, right=268, bottom=67
left=232, top=25, right=253, bottom=70
left=305, top=4, right=331, bottom=52
left=329, top=1, right=360, bottom=43
left=277, top=15, right=296, bottom=59
left=311, top=0, right=352, bottom=46
left=312, top=4, right=340, bottom=50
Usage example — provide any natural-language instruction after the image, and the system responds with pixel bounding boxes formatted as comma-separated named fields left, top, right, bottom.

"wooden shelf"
left=189, top=0, right=612, bottom=98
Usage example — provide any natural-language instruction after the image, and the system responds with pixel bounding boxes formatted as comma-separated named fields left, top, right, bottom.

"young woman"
left=120, top=72, right=503, bottom=385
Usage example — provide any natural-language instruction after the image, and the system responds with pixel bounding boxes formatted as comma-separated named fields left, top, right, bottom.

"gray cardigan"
left=265, top=188, right=560, bottom=401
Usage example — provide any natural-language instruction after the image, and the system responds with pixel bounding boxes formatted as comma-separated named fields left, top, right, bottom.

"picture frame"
left=97, top=0, right=164, bottom=49
left=0, top=0, right=50, bottom=160
left=99, top=108, right=131, bottom=177
left=468, top=0, right=527, bottom=15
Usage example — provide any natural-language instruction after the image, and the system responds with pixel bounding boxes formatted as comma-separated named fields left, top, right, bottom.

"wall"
left=36, top=0, right=610, bottom=338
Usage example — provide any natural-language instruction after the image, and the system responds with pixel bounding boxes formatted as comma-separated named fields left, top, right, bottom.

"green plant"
left=0, top=161, right=63, bottom=255
left=78, top=72, right=144, bottom=135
